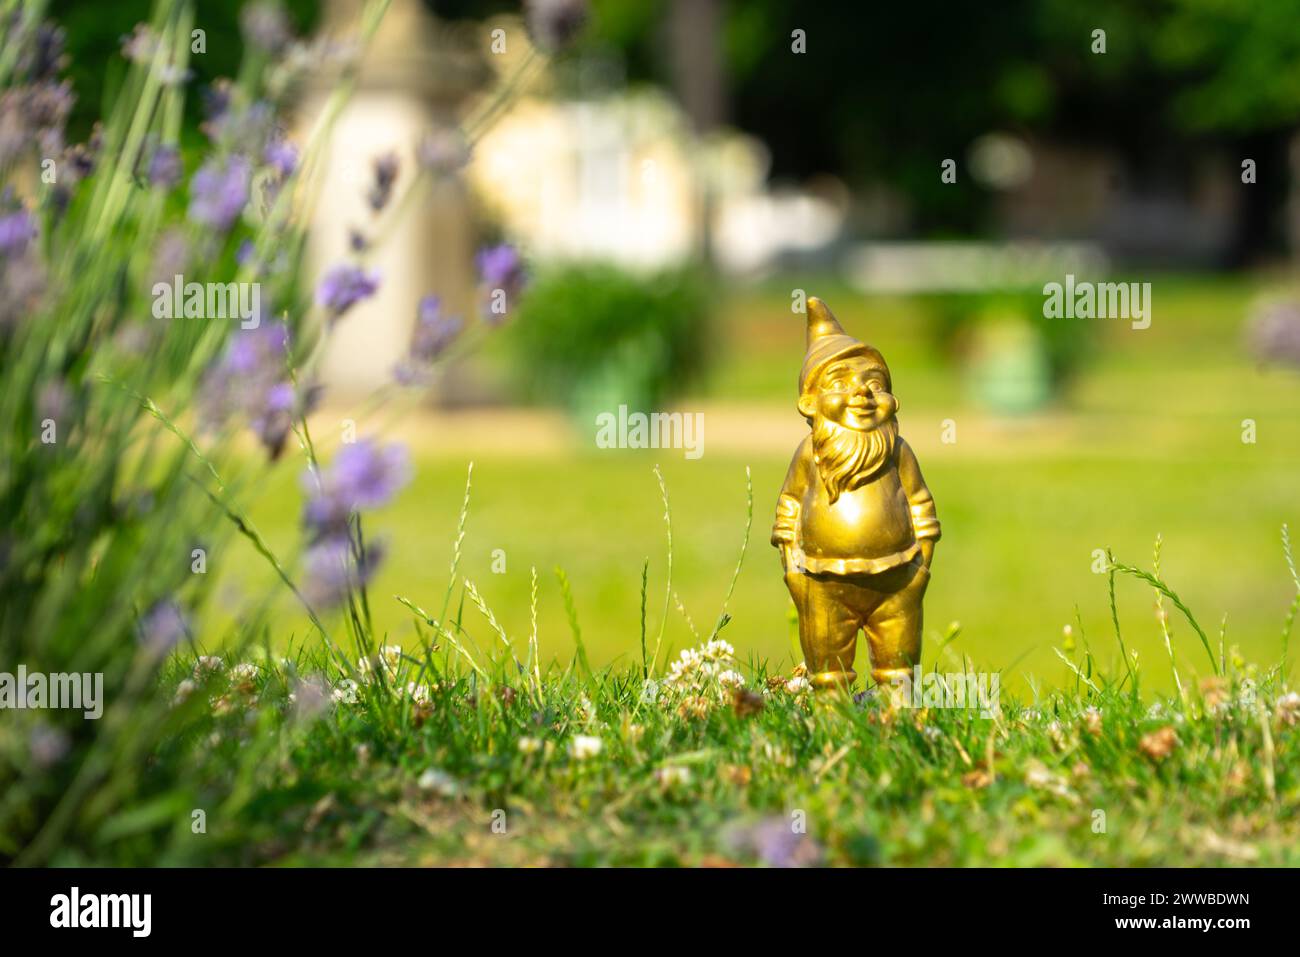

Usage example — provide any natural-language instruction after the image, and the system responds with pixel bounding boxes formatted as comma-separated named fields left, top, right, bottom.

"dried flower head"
left=1138, top=726, right=1179, bottom=762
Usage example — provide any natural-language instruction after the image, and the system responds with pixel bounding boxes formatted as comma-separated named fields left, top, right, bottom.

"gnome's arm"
left=898, top=438, right=940, bottom=564
left=772, top=436, right=813, bottom=552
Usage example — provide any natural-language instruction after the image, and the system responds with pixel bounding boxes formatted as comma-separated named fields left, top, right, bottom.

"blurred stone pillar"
left=298, top=0, right=489, bottom=399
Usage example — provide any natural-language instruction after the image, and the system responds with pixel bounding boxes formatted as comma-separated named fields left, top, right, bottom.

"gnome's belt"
left=787, top=542, right=921, bottom=577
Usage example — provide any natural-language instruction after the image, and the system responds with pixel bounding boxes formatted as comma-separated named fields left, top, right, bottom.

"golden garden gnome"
left=772, top=297, right=940, bottom=691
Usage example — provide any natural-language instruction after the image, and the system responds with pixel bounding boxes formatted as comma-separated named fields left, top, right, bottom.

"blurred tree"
left=583, top=0, right=1297, bottom=260
left=1149, top=0, right=1300, bottom=260
left=50, top=0, right=320, bottom=143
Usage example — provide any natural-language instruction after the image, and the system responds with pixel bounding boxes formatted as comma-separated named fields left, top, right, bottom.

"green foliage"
left=505, top=262, right=712, bottom=419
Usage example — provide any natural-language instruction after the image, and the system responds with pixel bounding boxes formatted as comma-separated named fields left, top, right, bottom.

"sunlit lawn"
left=210, top=274, right=1300, bottom=696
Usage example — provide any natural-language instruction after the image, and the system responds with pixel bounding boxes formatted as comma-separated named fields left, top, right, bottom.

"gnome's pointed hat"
left=799, top=297, right=889, bottom=396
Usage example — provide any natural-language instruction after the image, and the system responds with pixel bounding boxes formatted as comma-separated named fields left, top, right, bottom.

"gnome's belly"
left=797, top=473, right=918, bottom=574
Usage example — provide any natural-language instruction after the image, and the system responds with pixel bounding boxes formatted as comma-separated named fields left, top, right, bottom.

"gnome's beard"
left=811, top=415, right=898, bottom=504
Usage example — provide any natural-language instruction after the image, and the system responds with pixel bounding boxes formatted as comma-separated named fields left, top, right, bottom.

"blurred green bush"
left=506, top=262, right=712, bottom=419
left=921, top=291, right=1095, bottom=411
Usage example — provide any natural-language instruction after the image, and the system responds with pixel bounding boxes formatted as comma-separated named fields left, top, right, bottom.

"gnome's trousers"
left=784, top=557, right=930, bottom=690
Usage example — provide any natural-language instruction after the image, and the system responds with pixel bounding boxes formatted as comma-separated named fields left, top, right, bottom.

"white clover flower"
left=517, top=736, right=543, bottom=755
left=172, top=679, right=197, bottom=705
left=405, top=682, right=431, bottom=704
left=332, top=678, right=359, bottom=704
left=358, top=645, right=404, bottom=679
left=569, top=735, right=603, bottom=760
left=230, top=662, right=259, bottom=682
left=194, top=655, right=224, bottom=677
left=417, top=768, right=460, bottom=797
left=785, top=676, right=811, bottom=695
left=1024, top=760, right=1073, bottom=798
left=1276, top=691, right=1300, bottom=726
left=655, top=765, right=692, bottom=787
left=662, top=638, right=745, bottom=702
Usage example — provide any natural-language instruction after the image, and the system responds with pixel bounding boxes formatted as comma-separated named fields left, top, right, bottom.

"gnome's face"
left=799, top=354, right=898, bottom=433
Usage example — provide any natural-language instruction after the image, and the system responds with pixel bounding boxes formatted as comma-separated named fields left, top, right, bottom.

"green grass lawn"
left=140, top=643, right=1300, bottom=866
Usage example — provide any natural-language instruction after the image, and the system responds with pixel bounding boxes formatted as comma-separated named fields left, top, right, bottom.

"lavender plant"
left=0, top=0, right=554, bottom=864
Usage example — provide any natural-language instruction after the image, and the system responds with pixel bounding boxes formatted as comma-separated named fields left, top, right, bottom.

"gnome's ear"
left=797, top=393, right=817, bottom=418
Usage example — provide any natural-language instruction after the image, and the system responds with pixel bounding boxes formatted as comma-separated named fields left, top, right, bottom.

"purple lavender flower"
left=150, top=228, right=190, bottom=284
left=147, top=143, right=182, bottom=189
left=139, top=600, right=189, bottom=658
left=259, top=137, right=298, bottom=212
left=37, top=378, right=71, bottom=424
left=240, top=1, right=293, bottom=53
left=202, top=86, right=273, bottom=155
left=188, top=154, right=251, bottom=231
left=724, top=816, right=824, bottom=868
left=63, top=127, right=101, bottom=181
left=199, top=321, right=301, bottom=457
left=249, top=380, right=296, bottom=458
left=202, top=79, right=233, bottom=131
left=1247, top=300, right=1300, bottom=368
left=264, top=135, right=298, bottom=178
left=302, top=536, right=387, bottom=609
left=367, top=152, right=400, bottom=212
left=476, top=243, right=527, bottom=324
left=120, top=24, right=159, bottom=64
left=417, top=127, right=470, bottom=176
left=525, top=0, right=589, bottom=52
left=328, top=441, right=411, bottom=510
left=29, top=724, right=70, bottom=769
left=0, top=81, right=74, bottom=168
left=315, top=263, right=380, bottom=320
left=410, top=295, right=463, bottom=363
left=302, top=440, right=411, bottom=541
left=224, top=321, right=288, bottom=376
left=0, top=253, right=46, bottom=327
left=477, top=244, right=525, bottom=291
left=394, top=295, right=461, bottom=384
left=18, top=22, right=67, bottom=83
left=0, top=209, right=36, bottom=257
